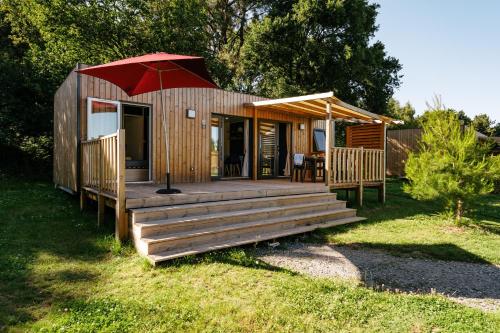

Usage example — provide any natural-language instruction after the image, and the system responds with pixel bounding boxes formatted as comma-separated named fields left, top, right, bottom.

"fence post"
left=115, top=129, right=127, bottom=241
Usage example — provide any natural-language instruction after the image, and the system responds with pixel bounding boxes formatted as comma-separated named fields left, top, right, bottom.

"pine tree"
left=404, top=109, right=500, bottom=225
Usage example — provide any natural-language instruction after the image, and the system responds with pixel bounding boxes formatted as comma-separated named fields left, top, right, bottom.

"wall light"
left=186, top=109, right=196, bottom=119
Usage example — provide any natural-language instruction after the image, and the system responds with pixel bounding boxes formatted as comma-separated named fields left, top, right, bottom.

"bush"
left=404, top=109, right=500, bottom=225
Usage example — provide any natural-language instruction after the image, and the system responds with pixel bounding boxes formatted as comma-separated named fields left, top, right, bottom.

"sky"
left=372, top=0, right=500, bottom=121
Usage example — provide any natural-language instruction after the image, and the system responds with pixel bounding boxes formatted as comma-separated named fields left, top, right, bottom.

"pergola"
left=244, top=92, right=395, bottom=189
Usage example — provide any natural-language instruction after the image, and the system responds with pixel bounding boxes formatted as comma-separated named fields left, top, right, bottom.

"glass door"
left=210, top=116, right=223, bottom=178
left=259, top=121, right=278, bottom=178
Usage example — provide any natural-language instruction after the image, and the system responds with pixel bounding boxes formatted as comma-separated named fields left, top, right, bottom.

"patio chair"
left=291, top=153, right=305, bottom=182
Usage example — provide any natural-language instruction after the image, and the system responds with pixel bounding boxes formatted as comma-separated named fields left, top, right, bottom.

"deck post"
left=325, top=102, right=332, bottom=186
left=115, top=129, right=127, bottom=241
left=97, top=195, right=105, bottom=226
left=380, top=123, right=387, bottom=203
left=252, top=107, right=258, bottom=180
left=357, top=147, right=364, bottom=206
left=80, top=190, right=87, bottom=211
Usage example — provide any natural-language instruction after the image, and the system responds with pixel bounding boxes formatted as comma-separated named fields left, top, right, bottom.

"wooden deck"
left=126, top=179, right=329, bottom=208
left=126, top=179, right=365, bottom=264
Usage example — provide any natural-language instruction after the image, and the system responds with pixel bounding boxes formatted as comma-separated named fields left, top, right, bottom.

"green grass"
left=316, top=179, right=500, bottom=264
left=0, top=176, right=499, bottom=332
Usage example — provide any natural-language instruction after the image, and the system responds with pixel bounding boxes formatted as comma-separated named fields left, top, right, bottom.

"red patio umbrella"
left=78, top=53, right=218, bottom=194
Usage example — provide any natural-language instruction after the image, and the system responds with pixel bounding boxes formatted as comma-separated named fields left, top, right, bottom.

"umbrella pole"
left=156, top=69, right=181, bottom=194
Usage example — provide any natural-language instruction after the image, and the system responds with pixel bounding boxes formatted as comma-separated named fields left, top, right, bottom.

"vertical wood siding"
left=71, top=67, right=315, bottom=184
left=53, top=66, right=78, bottom=191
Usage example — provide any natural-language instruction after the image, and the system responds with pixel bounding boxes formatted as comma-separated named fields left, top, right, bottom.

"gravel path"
left=255, top=243, right=500, bottom=312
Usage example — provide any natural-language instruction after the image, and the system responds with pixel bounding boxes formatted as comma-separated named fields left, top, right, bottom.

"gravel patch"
left=255, top=243, right=500, bottom=312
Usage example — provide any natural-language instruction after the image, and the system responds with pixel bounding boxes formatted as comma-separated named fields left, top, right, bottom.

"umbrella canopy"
left=78, top=53, right=218, bottom=193
left=77, top=52, right=217, bottom=96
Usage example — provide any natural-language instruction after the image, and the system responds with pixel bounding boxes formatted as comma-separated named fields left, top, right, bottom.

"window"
left=313, top=129, right=326, bottom=152
left=91, top=100, right=118, bottom=113
left=87, top=98, right=120, bottom=139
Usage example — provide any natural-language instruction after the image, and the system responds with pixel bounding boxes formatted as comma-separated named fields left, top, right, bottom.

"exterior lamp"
left=186, top=109, right=196, bottom=119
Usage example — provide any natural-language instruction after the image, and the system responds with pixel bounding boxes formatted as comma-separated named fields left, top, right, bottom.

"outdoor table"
left=304, top=155, right=325, bottom=183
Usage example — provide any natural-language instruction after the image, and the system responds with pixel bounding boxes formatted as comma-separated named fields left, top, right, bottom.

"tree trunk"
left=455, top=199, right=463, bottom=225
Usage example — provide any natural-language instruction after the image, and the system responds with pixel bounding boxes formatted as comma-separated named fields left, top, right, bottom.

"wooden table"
left=304, top=156, right=325, bottom=183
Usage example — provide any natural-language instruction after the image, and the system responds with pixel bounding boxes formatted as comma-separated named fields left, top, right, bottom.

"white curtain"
left=241, top=119, right=250, bottom=177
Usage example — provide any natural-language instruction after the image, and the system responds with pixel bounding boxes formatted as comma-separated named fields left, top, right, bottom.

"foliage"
left=238, top=0, right=402, bottom=114
left=404, top=108, right=500, bottom=224
left=472, top=113, right=496, bottom=136
left=1, top=176, right=498, bottom=332
left=386, top=98, right=417, bottom=128
left=0, top=0, right=402, bottom=175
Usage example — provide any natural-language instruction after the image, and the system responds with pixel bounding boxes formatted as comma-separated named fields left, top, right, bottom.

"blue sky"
left=372, top=0, right=500, bottom=121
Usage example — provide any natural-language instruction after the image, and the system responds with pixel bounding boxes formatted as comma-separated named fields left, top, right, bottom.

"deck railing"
left=329, top=147, right=385, bottom=187
left=81, top=130, right=125, bottom=196
left=81, top=129, right=127, bottom=240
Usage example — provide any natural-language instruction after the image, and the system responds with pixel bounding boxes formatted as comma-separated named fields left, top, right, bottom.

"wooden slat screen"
left=346, top=123, right=384, bottom=149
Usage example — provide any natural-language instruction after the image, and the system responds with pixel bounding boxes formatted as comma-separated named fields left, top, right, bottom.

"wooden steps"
left=129, top=191, right=365, bottom=265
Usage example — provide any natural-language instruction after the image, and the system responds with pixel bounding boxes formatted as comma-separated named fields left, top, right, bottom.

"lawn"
left=0, top=175, right=499, bottom=332
left=322, top=179, right=500, bottom=264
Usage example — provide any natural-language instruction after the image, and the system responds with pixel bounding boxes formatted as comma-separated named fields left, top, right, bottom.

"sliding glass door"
left=259, top=121, right=278, bottom=177
left=210, top=116, right=223, bottom=178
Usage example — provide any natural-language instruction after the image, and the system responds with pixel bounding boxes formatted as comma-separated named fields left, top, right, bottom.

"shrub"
left=404, top=109, right=500, bottom=225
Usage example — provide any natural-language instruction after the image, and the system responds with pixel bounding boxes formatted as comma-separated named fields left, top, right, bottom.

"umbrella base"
left=156, top=188, right=182, bottom=194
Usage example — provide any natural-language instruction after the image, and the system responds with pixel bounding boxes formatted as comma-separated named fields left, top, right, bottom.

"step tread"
left=135, top=200, right=345, bottom=229
left=147, top=216, right=366, bottom=263
left=130, top=192, right=337, bottom=215
left=141, top=208, right=357, bottom=244
left=127, top=186, right=330, bottom=208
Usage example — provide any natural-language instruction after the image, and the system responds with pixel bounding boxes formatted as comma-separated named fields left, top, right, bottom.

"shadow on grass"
left=0, top=177, right=116, bottom=328
left=156, top=245, right=299, bottom=276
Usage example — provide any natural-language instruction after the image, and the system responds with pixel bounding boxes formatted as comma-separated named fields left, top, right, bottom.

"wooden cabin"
left=53, top=64, right=393, bottom=264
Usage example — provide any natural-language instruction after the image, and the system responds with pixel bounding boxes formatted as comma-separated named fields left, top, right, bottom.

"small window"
left=313, top=129, right=326, bottom=152
left=91, top=100, right=117, bottom=113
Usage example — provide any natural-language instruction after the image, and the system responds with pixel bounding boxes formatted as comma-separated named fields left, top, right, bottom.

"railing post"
left=115, top=129, right=127, bottom=241
left=380, top=123, right=387, bottom=203
left=97, top=139, right=105, bottom=226
left=357, top=147, right=364, bottom=206
left=325, top=103, right=332, bottom=186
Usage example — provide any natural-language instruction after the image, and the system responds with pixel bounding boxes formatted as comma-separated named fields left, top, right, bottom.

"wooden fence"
left=386, top=128, right=422, bottom=176
left=81, top=129, right=127, bottom=240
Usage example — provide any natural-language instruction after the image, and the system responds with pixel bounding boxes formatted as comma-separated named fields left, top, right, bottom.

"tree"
left=493, top=122, right=500, bottom=136
left=386, top=98, right=417, bottom=128
left=472, top=113, right=495, bottom=136
left=237, top=0, right=402, bottom=114
left=404, top=108, right=500, bottom=225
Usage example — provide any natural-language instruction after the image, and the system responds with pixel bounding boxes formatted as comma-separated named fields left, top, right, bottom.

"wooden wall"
left=53, top=66, right=79, bottom=192
left=346, top=123, right=384, bottom=149
left=76, top=67, right=313, bottom=184
left=386, top=128, right=422, bottom=176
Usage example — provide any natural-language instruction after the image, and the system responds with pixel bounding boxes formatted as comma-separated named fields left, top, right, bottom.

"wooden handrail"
left=81, top=131, right=124, bottom=196
left=81, top=129, right=127, bottom=240
left=329, top=147, right=384, bottom=187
